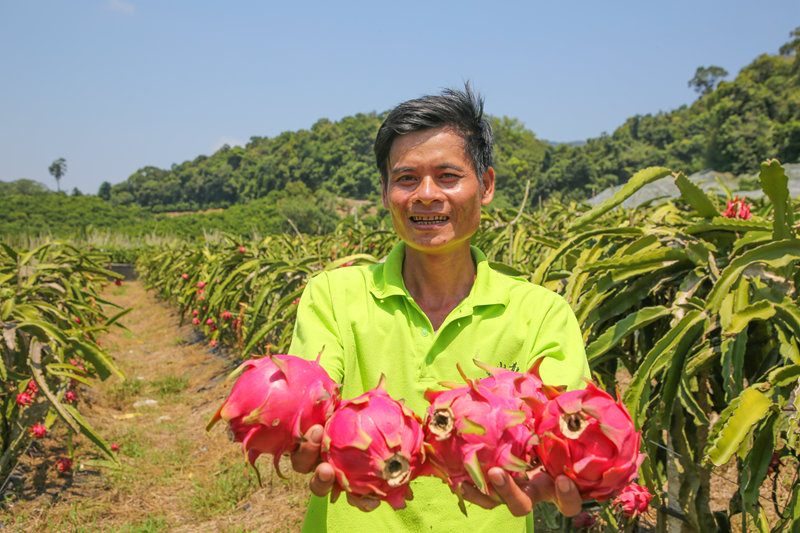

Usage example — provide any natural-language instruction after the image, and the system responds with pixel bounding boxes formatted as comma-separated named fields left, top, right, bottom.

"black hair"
left=374, top=83, right=494, bottom=184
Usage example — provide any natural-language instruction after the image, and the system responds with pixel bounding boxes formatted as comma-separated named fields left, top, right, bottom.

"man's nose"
left=414, top=176, right=443, bottom=203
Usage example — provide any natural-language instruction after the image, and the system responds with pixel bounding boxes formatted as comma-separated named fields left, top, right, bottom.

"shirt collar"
left=369, top=242, right=508, bottom=308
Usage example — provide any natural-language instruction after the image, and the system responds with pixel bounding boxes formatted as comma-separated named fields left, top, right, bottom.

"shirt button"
left=419, top=328, right=429, bottom=337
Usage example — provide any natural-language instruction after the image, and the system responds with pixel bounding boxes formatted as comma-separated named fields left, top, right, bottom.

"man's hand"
left=290, top=424, right=381, bottom=512
left=461, top=467, right=582, bottom=517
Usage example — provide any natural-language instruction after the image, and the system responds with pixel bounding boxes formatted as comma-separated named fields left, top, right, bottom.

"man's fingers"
left=459, top=481, right=499, bottom=510
left=553, top=475, right=583, bottom=517
left=309, top=462, right=335, bottom=497
left=291, top=424, right=323, bottom=473
left=488, top=468, right=533, bottom=517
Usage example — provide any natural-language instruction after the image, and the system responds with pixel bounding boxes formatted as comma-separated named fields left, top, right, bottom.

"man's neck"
left=401, top=244, right=476, bottom=331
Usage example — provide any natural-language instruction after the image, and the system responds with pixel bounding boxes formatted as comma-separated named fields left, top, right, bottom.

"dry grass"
left=0, top=281, right=308, bottom=532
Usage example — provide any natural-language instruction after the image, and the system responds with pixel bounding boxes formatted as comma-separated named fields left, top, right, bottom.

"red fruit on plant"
left=193, top=309, right=199, bottom=316
left=111, top=443, right=120, bottom=451
left=65, top=390, right=78, bottom=404
left=722, top=197, right=753, bottom=220
left=613, top=482, right=651, bottom=517
left=182, top=273, right=189, bottom=280
left=192, top=318, right=201, bottom=325
left=197, top=281, right=206, bottom=289
left=30, top=424, right=47, bottom=438
left=322, top=375, right=427, bottom=510
left=207, top=354, right=340, bottom=478
left=232, top=318, right=240, bottom=329
left=73, top=317, right=81, bottom=324
left=15, top=392, right=33, bottom=407
left=114, top=279, right=122, bottom=286
left=530, top=382, right=644, bottom=501
left=206, top=318, right=215, bottom=326
left=424, top=364, right=536, bottom=510
left=221, top=311, right=232, bottom=321
left=26, top=380, right=38, bottom=395
left=238, top=246, right=246, bottom=253
left=56, top=457, right=73, bottom=473
left=292, top=298, right=301, bottom=305
left=209, top=339, right=218, bottom=347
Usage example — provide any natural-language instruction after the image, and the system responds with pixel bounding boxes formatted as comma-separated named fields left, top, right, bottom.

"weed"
left=116, top=513, right=169, bottom=532
left=169, top=336, right=185, bottom=346
left=150, top=375, right=188, bottom=399
left=189, top=460, right=259, bottom=519
left=107, top=379, right=145, bottom=408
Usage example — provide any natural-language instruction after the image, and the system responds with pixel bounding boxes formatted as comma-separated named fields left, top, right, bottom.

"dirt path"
left=1, top=281, right=308, bottom=532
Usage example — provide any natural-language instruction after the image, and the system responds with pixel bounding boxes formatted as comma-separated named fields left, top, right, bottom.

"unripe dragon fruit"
left=207, top=353, right=340, bottom=479
left=321, top=375, right=427, bottom=510
left=530, top=381, right=644, bottom=501
left=424, top=364, right=536, bottom=511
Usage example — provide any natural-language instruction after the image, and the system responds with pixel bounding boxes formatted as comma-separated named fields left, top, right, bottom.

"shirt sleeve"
left=528, top=293, right=591, bottom=390
left=288, top=272, right=346, bottom=383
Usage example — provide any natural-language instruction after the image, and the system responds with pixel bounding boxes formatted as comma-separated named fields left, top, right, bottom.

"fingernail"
left=557, top=476, right=571, bottom=493
left=309, top=426, right=323, bottom=445
left=318, top=466, right=333, bottom=482
left=489, top=469, right=506, bottom=487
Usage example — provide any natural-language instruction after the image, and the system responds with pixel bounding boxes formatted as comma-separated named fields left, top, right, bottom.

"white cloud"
left=210, top=136, right=246, bottom=153
left=107, top=0, right=135, bottom=15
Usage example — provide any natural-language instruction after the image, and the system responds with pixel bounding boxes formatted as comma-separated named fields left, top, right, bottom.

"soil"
left=0, top=281, right=309, bottom=532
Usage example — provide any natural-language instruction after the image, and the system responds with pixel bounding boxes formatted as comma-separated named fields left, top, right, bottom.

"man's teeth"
left=411, top=216, right=448, bottom=224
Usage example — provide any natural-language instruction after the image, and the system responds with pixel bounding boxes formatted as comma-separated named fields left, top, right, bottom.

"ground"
left=0, top=281, right=309, bottom=532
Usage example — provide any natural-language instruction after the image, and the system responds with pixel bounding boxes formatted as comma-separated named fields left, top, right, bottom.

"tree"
left=98, top=181, right=112, bottom=201
left=48, top=158, right=67, bottom=192
left=688, top=65, right=728, bottom=96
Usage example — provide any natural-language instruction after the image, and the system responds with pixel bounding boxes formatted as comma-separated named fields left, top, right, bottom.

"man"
left=289, top=85, right=590, bottom=532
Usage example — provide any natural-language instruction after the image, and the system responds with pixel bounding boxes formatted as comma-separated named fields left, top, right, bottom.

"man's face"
left=382, top=127, right=494, bottom=255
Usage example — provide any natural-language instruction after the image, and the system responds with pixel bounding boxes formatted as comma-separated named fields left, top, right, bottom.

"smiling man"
left=289, top=85, right=590, bottom=532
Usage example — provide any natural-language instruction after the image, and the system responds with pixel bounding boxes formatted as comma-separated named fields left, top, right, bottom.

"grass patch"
left=107, top=379, right=145, bottom=408
left=169, top=335, right=185, bottom=346
left=116, top=513, right=170, bottom=533
left=150, top=375, right=188, bottom=399
left=189, top=459, right=260, bottom=519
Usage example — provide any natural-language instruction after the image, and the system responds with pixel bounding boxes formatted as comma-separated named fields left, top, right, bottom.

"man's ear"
left=480, top=167, right=495, bottom=205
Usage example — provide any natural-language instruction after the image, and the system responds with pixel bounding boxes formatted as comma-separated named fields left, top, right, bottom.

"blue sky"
left=1, top=1, right=798, bottom=195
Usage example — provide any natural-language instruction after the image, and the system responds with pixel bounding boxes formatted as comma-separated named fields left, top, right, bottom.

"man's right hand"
left=290, top=424, right=381, bottom=512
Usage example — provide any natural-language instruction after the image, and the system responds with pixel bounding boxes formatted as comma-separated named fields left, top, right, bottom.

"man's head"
left=374, top=84, right=494, bottom=186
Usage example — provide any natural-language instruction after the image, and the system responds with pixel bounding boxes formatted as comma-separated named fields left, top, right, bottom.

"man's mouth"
left=410, top=215, right=449, bottom=225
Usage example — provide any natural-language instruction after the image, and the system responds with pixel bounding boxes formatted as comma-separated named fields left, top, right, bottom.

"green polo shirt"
left=289, top=242, right=590, bottom=533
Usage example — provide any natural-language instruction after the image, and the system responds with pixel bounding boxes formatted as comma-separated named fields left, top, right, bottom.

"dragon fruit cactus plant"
left=207, top=353, right=341, bottom=479
left=423, top=363, right=537, bottom=511
left=529, top=381, right=644, bottom=501
left=321, top=375, right=428, bottom=510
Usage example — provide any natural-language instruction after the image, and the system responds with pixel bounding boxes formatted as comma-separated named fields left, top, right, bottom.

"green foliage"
left=0, top=242, right=128, bottom=480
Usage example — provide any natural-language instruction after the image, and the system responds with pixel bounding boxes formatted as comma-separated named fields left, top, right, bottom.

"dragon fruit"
left=423, top=364, right=536, bottom=510
left=530, top=381, right=644, bottom=501
left=472, top=359, right=549, bottom=418
left=321, top=375, right=427, bottom=510
left=613, top=482, right=651, bottom=517
left=207, top=353, right=340, bottom=479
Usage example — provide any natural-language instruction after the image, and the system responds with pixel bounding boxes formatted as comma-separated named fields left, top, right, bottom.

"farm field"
left=0, top=281, right=308, bottom=532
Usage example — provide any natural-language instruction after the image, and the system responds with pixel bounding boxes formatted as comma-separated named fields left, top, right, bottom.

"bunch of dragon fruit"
left=321, top=375, right=428, bottom=510
left=423, top=362, right=537, bottom=511
left=529, top=380, right=644, bottom=501
left=207, top=353, right=341, bottom=479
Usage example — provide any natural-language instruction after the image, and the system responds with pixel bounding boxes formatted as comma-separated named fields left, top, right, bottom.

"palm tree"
left=48, top=158, right=67, bottom=192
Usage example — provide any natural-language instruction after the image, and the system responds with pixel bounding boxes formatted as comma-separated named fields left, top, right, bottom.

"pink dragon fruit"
left=207, top=353, right=340, bottom=479
left=472, top=359, right=550, bottom=418
left=530, top=381, right=644, bottom=501
left=321, top=375, right=428, bottom=510
left=613, top=482, right=651, bottom=517
left=423, top=364, right=536, bottom=510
